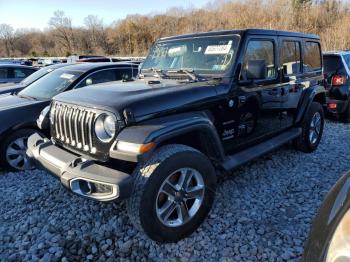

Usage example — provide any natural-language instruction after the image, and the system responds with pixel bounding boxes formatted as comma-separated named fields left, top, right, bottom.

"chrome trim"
left=80, top=110, right=86, bottom=150
left=74, top=107, right=80, bottom=148
left=51, top=101, right=116, bottom=155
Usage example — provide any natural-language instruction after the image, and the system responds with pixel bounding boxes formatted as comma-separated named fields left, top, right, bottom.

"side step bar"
left=221, top=127, right=302, bottom=171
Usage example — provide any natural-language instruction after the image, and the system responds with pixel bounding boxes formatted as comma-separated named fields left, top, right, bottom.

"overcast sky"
left=0, top=0, right=213, bottom=30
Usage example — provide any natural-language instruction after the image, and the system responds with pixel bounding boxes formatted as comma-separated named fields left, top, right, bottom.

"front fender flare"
left=109, top=111, right=225, bottom=162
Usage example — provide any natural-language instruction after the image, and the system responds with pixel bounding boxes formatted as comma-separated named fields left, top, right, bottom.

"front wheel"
left=294, top=102, right=324, bottom=153
left=0, top=129, right=37, bottom=171
left=126, top=144, right=217, bottom=243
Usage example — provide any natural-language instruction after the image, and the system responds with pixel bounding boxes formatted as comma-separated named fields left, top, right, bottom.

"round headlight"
left=104, top=115, right=116, bottom=137
left=94, top=114, right=117, bottom=143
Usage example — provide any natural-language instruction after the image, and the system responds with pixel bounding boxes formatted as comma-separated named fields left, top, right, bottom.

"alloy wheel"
left=309, top=112, right=322, bottom=145
left=156, top=168, right=205, bottom=227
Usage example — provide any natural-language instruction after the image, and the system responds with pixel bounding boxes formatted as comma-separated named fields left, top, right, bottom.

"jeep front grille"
left=51, top=102, right=97, bottom=154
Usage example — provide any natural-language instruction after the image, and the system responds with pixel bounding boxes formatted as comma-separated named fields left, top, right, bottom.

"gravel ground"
left=0, top=120, right=349, bottom=262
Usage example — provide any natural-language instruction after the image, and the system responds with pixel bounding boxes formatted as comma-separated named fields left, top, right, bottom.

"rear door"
left=278, top=37, right=304, bottom=129
left=279, top=39, right=322, bottom=129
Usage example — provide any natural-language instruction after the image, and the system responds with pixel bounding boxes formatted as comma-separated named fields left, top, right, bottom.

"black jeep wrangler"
left=28, top=29, right=326, bottom=242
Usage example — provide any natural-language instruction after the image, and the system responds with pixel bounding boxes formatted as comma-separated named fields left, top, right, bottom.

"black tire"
left=294, top=102, right=324, bottom=153
left=126, top=144, right=217, bottom=243
left=0, top=128, right=37, bottom=172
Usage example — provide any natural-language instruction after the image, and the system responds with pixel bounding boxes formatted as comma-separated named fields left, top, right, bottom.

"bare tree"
left=49, top=10, right=76, bottom=53
left=84, top=15, right=110, bottom=54
left=1, top=0, right=350, bottom=57
left=0, top=24, right=15, bottom=56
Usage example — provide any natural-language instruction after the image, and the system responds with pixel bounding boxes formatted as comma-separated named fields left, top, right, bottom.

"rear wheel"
left=126, top=144, right=217, bottom=243
left=294, top=102, right=324, bottom=153
left=0, top=129, right=37, bottom=171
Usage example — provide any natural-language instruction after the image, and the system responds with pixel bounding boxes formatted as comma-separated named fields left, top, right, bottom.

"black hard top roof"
left=160, top=28, right=320, bottom=41
left=55, top=62, right=138, bottom=72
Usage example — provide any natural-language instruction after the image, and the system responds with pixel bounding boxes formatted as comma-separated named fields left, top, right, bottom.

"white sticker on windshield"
left=205, top=44, right=232, bottom=55
left=168, top=46, right=182, bottom=55
left=60, top=73, right=75, bottom=79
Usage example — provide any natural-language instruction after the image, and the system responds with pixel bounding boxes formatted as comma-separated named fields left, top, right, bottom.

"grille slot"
left=52, top=102, right=97, bottom=154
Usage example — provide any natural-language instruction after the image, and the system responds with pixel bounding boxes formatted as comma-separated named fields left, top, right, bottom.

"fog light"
left=70, top=178, right=118, bottom=200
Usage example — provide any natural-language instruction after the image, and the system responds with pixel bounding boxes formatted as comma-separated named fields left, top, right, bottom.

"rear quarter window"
left=304, top=41, right=321, bottom=72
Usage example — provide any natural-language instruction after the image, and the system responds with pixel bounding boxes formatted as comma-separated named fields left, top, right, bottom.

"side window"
left=242, top=40, right=276, bottom=81
left=281, top=41, right=301, bottom=75
left=14, top=69, right=30, bottom=78
left=76, top=69, right=118, bottom=88
left=116, top=68, right=133, bottom=81
left=0, top=68, right=8, bottom=79
left=304, top=41, right=321, bottom=72
left=76, top=68, right=134, bottom=88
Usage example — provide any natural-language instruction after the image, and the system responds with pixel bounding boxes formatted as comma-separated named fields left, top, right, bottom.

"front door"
left=221, top=36, right=285, bottom=152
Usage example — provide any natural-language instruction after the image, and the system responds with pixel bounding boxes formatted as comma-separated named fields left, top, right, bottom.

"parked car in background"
left=67, top=55, right=107, bottom=63
left=323, top=51, right=350, bottom=122
left=0, top=62, right=139, bottom=171
left=28, top=29, right=326, bottom=242
left=0, top=64, right=38, bottom=84
left=304, top=170, right=350, bottom=261
left=0, top=63, right=70, bottom=96
left=77, top=56, right=113, bottom=63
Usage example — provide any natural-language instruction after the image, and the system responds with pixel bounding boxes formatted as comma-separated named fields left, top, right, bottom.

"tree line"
left=0, top=0, right=349, bottom=57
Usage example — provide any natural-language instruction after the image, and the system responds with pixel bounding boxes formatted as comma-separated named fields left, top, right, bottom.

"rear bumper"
left=27, top=133, right=133, bottom=201
left=326, top=98, right=349, bottom=115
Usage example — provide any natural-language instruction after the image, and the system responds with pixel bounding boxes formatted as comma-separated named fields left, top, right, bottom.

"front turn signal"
left=116, top=141, right=156, bottom=154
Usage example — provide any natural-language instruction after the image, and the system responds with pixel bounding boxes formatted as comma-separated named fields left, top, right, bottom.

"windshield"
left=142, top=35, right=240, bottom=75
left=18, top=70, right=83, bottom=100
left=20, top=67, right=54, bottom=86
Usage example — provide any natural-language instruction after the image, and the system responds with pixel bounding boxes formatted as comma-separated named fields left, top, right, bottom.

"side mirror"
left=246, top=60, right=266, bottom=80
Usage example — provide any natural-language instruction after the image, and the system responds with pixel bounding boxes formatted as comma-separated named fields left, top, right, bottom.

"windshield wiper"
left=142, top=68, right=168, bottom=79
left=166, top=68, right=203, bottom=81
left=17, top=94, right=38, bottom=101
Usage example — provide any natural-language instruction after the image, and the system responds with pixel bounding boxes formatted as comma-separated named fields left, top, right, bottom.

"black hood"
left=0, top=94, right=48, bottom=135
left=0, top=84, right=23, bottom=95
left=54, top=78, right=223, bottom=121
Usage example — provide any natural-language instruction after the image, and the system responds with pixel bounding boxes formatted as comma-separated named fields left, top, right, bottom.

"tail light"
left=331, top=75, right=347, bottom=86
left=328, top=103, right=337, bottom=109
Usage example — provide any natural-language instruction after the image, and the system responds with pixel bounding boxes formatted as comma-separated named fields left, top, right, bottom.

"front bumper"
left=27, top=133, right=133, bottom=201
